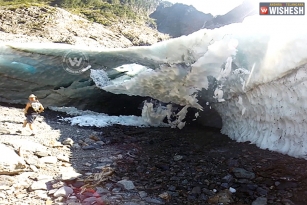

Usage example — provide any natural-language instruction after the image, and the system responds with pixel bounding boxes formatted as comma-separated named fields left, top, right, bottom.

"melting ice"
left=89, top=15, right=307, bottom=159
left=4, top=14, right=307, bottom=159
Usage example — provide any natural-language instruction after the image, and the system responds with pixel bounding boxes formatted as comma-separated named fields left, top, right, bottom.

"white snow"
left=66, top=114, right=149, bottom=128
left=50, top=106, right=170, bottom=128
left=49, top=106, right=105, bottom=116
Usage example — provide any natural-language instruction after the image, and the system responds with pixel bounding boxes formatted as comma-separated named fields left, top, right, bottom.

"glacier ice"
left=3, top=14, right=307, bottom=158
left=89, top=15, right=307, bottom=158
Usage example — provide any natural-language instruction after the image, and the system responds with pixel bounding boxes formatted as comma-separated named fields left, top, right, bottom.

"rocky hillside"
left=150, top=2, right=213, bottom=37
left=150, top=0, right=258, bottom=37
left=0, top=4, right=169, bottom=47
left=204, top=0, right=258, bottom=29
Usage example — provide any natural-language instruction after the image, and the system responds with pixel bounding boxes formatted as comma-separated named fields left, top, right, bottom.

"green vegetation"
left=0, top=0, right=161, bottom=26
left=0, top=0, right=50, bottom=6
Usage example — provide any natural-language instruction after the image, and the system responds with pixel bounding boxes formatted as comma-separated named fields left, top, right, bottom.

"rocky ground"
left=1, top=103, right=307, bottom=205
left=0, top=5, right=169, bottom=47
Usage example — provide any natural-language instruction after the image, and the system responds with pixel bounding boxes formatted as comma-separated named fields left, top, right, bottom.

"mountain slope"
left=0, top=4, right=169, bottom=47
left=150, top=2, right=213, bottom=37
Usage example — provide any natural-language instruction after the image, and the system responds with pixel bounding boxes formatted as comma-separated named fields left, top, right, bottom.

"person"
left=22, top=94, right=44, bottom=136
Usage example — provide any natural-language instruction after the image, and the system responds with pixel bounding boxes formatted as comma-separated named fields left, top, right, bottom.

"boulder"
left=0, top=143, right=27, bottom=175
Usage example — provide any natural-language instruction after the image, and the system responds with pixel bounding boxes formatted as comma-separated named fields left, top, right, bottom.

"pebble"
left=62, top=138, right=74, bottom=146
left=191, top=186, right=201, bottom=194
left=138, top=191, right=147, bottom=198
left=59, top=167, right=82, bottom=180
left=143, top=197, right=165, bottom=204
left=89, top=135, right=100, bottom=141
left=34, top=190, right=49, bottom=199
left=82, top=145, right=96, bottom=150
left=229, top=187, right=236, bottom=193
left=29, top=181, right=48, bottom=191
left=96, top=141, right=105, bottom=146
left=53, top=186, right=73, bottom=197
left=222, top=174, right=234, bottom=183
left=117, top=180, right=135, bottom=190
left=232, top=168, right=255, bottom=179
left=56, top=154, right=70, bottom=163
left=159, top=192, right=170, bottom=200
left=30, top=165, right=39, bottom=172
left=173, top=155, right=183, bottom=161
left=208, top=190, right=233, bottom=204
left=35, top=151, right=50, bottom=157
left=96, top=187, right=110, bottom=194
left=72, top=144, right=81, bottom=149
left=82, top=196, right=97, bottom=203
left=252, top=197, right=267, bottom=205
left=52, top=141, right=64, bottom=148
left=84, top=138, right=95, bottom=144
left=39, top=156, right=57, bottom=164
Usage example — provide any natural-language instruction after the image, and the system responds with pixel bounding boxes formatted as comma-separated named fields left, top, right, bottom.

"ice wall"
left=216, top=64, right=307, bottom=158
left=90, top=15, right=307, bottom=158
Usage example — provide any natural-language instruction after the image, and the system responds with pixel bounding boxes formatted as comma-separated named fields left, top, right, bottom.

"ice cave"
left=1, top=13, right=307, bottom=159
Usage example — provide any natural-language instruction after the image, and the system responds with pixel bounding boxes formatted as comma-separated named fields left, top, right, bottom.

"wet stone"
left=257, top=187, right=268, bottom=196
left=168, top=191, right=179, bottom=197
left=138, top=191, right=147, bottom=198
left=221, top=183, right=229, bottom=189
left=168, top=185, right=176, bottom=191
left=191, top=186, right=201, bottom=195
left=181, top=179, right=188, bottom=184
left=96, top=187, right=110, bottom=194
left=232, top=168, right=255, bottom=179
left=170, top=176, right=180, bottom=181
left=82, top=196, right=97, bottom=204
left=117, top=180, right=135, bottom=190
left=202, top=188, right=215, bottom=196
left=222, top=174, right=234, bottom=183
left=208, top=190, right=233, bottom=204
left=82, top=145, right=96, bottom=150
left=247, top=184, right=258, bottom=191
left=252, top=197, right=267, bottom=205
left=144, top=197, right=165, bottom=204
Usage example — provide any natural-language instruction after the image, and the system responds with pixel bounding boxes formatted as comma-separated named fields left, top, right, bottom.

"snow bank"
left=51, top=106, right=169, bottom=128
